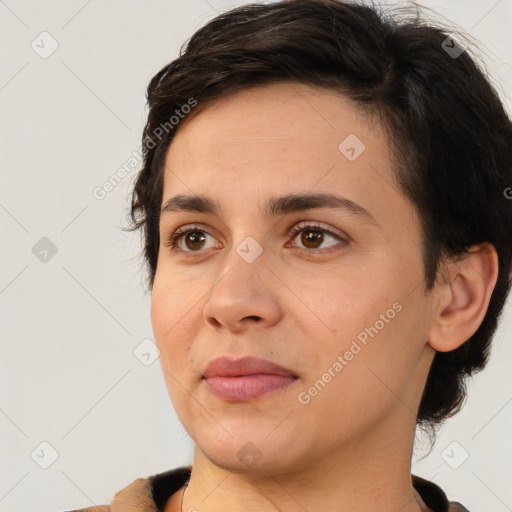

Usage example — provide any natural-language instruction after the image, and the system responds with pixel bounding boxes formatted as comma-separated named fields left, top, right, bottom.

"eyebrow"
left=160, top=192, right=379, bottom=225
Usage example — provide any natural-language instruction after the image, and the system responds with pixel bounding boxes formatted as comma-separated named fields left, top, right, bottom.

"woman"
left=68, top=0, right=512, bottom=510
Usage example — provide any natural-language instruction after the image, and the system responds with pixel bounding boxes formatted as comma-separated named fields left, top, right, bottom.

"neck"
left=180, top=415, right=427, bottom=512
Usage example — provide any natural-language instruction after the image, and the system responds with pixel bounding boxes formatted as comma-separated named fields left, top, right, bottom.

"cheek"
left=150, top=262, right=206, bottom=334
left=151, top=284, right=177, bottom=343
left=280, top=266, right=390, bottom=347
left=150, top=277, right=199, bottom=368
left=151, top=284, right=199, bottom=412
left=290, top=269, right=418, bottom=385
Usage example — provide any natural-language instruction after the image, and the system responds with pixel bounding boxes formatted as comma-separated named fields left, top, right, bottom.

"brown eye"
left=287, top=223, right=347, bottom=254
left=166, top=226, right=218, bottom=252
left=183, top=231, right=207, bottom=250
left=300, top=229, right=325, bottom=249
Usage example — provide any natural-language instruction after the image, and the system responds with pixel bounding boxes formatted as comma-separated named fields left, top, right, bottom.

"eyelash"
left=165, top=222, right=347, bottom=256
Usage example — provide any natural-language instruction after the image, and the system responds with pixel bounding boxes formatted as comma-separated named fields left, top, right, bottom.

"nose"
left=202, top=252, right=284, bottom=334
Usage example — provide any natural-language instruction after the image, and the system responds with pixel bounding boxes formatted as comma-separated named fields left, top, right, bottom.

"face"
left=151, top=82, right=436, bottom=474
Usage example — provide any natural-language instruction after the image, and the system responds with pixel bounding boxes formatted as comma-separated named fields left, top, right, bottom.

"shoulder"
left=449, top=504, right=470, bottom=512
left=61, top=466, right=192, bottom=512
left=413, top=474, right=470, bottom=512
left=61, top=475, right=155, bottom=512
left=63, top=507, right=110, bottom=512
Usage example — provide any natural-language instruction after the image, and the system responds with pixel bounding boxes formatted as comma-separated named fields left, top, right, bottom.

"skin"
left=150, top=81, right=498, bottom=512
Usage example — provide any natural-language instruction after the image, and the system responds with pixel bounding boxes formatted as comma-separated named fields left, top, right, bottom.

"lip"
left=203, top=356, right=297, bottom=378
left=203, top=356, right=298, bottom=401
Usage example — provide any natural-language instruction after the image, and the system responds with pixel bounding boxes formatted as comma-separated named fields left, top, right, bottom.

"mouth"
left=204, top=374, right=298, bottom=401
left=202, top=356, right=298, bottom=401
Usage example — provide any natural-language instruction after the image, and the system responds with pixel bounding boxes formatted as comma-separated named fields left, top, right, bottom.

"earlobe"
left=427, top=243, right=499, bottom=353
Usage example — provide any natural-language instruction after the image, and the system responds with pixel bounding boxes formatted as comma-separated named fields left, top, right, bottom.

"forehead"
left=166, top=82, right=387, bottom=170
left=161, top=82, right=412, bottom=228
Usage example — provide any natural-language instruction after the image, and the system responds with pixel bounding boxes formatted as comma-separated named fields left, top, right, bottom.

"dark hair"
left=127, top=0, right=512, bottom=428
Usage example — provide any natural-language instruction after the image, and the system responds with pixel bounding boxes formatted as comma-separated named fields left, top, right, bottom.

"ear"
left=427, top=243, right=499, bottom=352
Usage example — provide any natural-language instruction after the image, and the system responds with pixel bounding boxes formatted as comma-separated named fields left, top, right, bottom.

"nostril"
left=207, top=317, right=222, bottom=328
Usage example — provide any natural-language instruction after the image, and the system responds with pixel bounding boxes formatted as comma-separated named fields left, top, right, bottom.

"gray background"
left=1, top=1, right=511, bottom=511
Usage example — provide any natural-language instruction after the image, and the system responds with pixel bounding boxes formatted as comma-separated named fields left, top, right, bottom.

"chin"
left=193, top=428, right=309, bottom=476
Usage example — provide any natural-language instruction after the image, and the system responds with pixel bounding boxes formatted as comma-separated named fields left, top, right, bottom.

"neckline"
left=150, top=466, right=450, bottom=512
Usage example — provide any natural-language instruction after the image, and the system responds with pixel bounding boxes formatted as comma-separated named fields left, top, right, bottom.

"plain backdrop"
left=1, top=1, right=511, bottom=511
